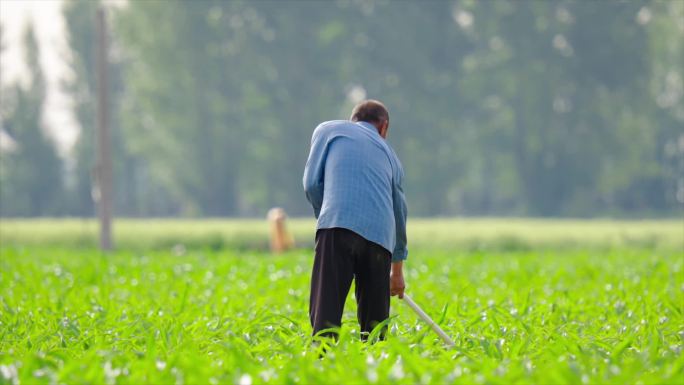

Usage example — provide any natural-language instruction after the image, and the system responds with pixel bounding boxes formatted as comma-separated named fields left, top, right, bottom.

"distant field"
left=0, top=218, right=682, bottom=251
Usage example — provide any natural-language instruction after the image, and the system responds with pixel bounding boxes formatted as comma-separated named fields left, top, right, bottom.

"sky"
left=1, top=0, right=77, bottom=155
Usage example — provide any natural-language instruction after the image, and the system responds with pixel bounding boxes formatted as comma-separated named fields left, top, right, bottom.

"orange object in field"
left=267, top=207, right=294, bottom=253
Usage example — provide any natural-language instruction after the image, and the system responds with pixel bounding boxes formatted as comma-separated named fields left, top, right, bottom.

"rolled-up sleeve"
left=391, top=164, right=408, bottom=262
left=303, top=130, right=325, bottom=218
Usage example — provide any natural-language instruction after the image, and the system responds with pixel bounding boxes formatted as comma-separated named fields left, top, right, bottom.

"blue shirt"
left=303, top=120, right=408, bottom=262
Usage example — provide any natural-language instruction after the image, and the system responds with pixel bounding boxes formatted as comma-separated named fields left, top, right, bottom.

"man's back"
left=303, top=119, right=406, bottom=260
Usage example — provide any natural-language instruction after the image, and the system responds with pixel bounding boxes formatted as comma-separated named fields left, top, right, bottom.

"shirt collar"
left=355, top=121, right=380, bottom=137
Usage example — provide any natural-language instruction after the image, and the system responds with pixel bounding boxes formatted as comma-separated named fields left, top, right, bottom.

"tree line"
left=1, top=0, right=682, bottom=218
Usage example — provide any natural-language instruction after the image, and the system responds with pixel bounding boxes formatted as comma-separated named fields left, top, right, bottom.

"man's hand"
left=390, top=261, right=406, bottom=299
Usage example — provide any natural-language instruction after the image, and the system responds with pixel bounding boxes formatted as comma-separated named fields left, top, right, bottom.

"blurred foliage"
left=0, top=25, right=64, bottom=216
left=61, top=0, right=141, bottom=217
left=1, top=0, right=682, bottom=217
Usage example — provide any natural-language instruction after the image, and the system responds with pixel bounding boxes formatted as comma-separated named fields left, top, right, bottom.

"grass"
left=0, top=219, right=682, bottom=384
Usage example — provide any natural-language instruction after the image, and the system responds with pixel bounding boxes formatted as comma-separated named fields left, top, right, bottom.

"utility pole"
left=95, top=7, right=113, bottom=251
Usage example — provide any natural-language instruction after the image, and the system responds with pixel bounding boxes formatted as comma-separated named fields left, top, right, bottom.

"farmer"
left=303, top=99, right=408, bottom=340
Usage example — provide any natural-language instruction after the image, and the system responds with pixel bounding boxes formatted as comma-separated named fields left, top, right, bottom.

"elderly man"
left=303, top=99, right=408, bottom=340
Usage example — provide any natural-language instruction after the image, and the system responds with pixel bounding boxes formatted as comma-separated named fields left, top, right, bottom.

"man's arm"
left=302, top=130, right=326, bottom=218
left=390, top=164, right=408, bottom=298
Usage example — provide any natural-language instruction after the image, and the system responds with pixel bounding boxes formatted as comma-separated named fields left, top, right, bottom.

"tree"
left=62, top=0, right=145, bottom=217
left=100, top=1, right=681, bottom=218
left=0, top=24, right=64, bottom=216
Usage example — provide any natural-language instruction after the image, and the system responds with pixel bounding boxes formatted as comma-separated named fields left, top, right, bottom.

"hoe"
left=402, top=294, right=456, bottom=347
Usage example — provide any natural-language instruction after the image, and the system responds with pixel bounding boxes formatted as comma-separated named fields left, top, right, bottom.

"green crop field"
left=1, top=219, right=682, bottom=384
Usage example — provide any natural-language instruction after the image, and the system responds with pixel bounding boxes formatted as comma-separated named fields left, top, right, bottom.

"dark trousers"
left=309, top=227, right=391, bottom=340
